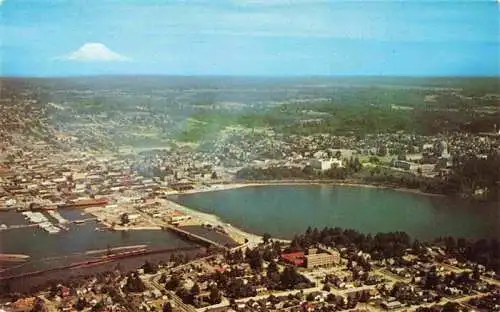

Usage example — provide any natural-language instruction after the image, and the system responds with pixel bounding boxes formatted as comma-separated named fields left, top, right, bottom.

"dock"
left=21, top=211, right=60, bottom=234
left=0, top=217, right=97, bottom=232
left=47, top=210, right=69, bottom=224
left=0, top=224, right=38, bottom=231
left=72, top=217, right=97, bottom=224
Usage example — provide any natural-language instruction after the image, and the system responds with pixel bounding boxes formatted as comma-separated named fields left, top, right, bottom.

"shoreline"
left=163, top=199, right=275, bottom=246
left=172, top=180, right=446, bottom=198
left=164, top=181, right=448, bottom=244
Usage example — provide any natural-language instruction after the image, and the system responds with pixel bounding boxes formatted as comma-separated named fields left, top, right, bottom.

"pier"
left=0, top=218, right=96, bottom=232
left=47, top=210, right=68, bottom=224
left=0, top=224, right=38, bottom=231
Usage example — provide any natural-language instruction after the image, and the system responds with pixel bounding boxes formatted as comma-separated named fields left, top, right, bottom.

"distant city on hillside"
left=1, top=75, right=499, bottom=312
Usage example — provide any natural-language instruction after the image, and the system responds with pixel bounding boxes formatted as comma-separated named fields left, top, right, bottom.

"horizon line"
left=1, top=74, right=499, bottom=79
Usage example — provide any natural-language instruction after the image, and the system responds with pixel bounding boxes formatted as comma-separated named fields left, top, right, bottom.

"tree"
left=289, top=236, right=303, bottom=251
left=209, top=287, right=222, bottom=304
left=120, top=213, right=129, bottom=225
left=142, top=260, right=158, bottom=274
left=211, top=171, right=218, bottom=179
left=190, top=283, right=201, bottom=296
left=444, top=236, right=457, bottom=253
left=176, top=287, right=194, bottom=304
left=353, top=157, right=362, bottom=172
left=442, top=302, right=460, bottom=312
left=262, top=233, right=272, bottom=244
left=159, top=273, right=167, bottom=284
left=472, top=266, right=481, bottom=280
left=369, top=156, right=380, bottom=164
left=377, top=146, right=387, bottom=157
left=412, top=239, right=424, bottom=254
left=48, top=282, right=59, bottom=299
left=359, top=290, right=371, bottom=303
left=90, top=301, right=104, bottom=312
left=280, top=266, right=301, bottom=289
left=267, top=261, right=279, bottom=276
left=246, top=248, right=263, bottom=272
left=424, top=270, right=439, bottom=290
left=165, top=275, right=181, bottom=290
left=162, top=302, right=173, bottom=312
left=74, top=298, right=88, bottom=311
left=124, top=272, right=146, bottom=293
left=31, top=297, right=48, bottom=312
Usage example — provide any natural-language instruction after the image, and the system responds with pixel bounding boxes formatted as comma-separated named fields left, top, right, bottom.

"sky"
left=0, top=0, right=498, bottom=77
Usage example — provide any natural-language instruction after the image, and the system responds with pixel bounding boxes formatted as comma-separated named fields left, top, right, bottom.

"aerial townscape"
left=1, top=1, right=499, bottom=312
left=1, top=75, right=499, bottom=312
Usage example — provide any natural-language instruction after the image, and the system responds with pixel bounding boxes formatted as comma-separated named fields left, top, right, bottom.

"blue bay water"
left=174, top=185, right=499, bottom=241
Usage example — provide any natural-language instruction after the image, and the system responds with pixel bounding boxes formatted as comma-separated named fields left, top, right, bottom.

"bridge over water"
left=164, top=225, right=231, bottom=251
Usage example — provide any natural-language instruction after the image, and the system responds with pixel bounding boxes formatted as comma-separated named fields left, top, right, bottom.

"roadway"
left=166, top=225, right=229, bottom=250
left=133, top=202, right=233, bottom=251
left=145, top=255, right=219, bottom=312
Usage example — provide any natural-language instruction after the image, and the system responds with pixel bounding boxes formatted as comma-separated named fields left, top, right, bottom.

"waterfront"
left=0, top=209, right=199, bottom=286
left=174, top=184, right=500, bottom=241
left=0, top=210, right=194, bottom=258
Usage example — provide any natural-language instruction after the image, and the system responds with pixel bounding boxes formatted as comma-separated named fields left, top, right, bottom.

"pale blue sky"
left=1, top=0, right=498, bottom=76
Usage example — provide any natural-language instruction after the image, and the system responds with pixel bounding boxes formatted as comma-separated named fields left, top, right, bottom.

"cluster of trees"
left=275, top=266, right=310, bottom=290
left=225, top=242, right=280, bottom=268
left=236, top=166, right=314, bottom=180
left=209, top=261, right=311, bottom=299
left=236, top=157, right=363, bottom=181
left=223, top=277, right=258, bottom=299
left=362, top=167, right=455, bottom=195
left=164, top=274, right=182, bottom=291
left=288, top=226, right=412, bottom=260
left=30, top=297, right=48, bottom=312
left=416, top=302, right=462, bottom=312
left=164, top=274, right=222, bottom=306
left=123, top=272, right=146, bottom=293
left=162, top=303, right=173, bottom=312
left=364, top=153, right=500, bottom=201
left=468, top=294, right=499, bottom=311
left=447, top=153, right=500, bottom=200
left=287, top=226, right=500, bottom=273
left=268, top=86, right=499, bottom=136
left=419, top=268, right=484, bottom=296
left=202, top=265, right=257, bottom=299
left=436, top=236, right=500, bottom=273
left=215, top=243, right=312, bottom=297
left=234, top=163, right=422, bottom=191
left=236, top=150, right=500, bottom=202
left=142, top=261, right=159, bottom=274
left=384, top=282, right=440, bottom=306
